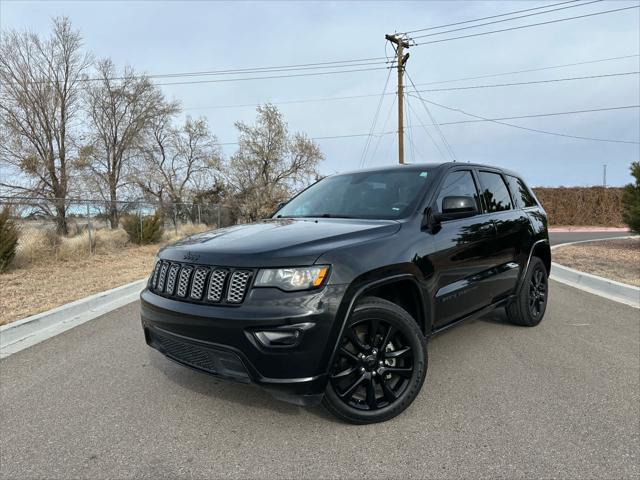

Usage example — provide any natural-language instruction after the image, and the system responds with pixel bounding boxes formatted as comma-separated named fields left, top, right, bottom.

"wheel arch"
left=516, top=239, right=551, bottom=292
left=322, top=272, right=431, bottom=378
left=533, top=241, right=551, bottom=275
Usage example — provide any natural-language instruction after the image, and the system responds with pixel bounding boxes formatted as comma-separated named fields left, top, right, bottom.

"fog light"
left=255, top=329, right=301, bottom=347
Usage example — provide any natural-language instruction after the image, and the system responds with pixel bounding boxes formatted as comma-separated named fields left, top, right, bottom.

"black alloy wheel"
left=528, top=264, right=548, bottom=319
left=331, top=318, right=413, bottom=410
left=505, top=256, right=549, bottom=327
left=323, top=297, right=427, bottom=424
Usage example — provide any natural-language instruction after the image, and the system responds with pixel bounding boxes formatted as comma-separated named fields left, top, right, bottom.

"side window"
left=435, top=170, right=480, bottom=212
left=477, top=171, right=512, bottom=212
left=506, top=175, right=538, bottom=208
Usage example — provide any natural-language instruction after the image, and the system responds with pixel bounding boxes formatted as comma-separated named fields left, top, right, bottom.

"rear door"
left=476, top=169, right=528, bottom=299
left=425, top=168, right=497, bottom=327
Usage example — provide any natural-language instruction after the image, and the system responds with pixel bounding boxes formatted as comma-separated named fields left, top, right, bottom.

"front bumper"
left=140, top=284, right=347, bottom=406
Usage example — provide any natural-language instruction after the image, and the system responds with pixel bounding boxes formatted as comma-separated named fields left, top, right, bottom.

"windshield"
left=275, top=169, right=430, bottom=220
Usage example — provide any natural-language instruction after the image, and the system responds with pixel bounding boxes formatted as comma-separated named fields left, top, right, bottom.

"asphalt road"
left=1, top=286, right=639, bottom=478
left=1, top=230, right=638, bottom=479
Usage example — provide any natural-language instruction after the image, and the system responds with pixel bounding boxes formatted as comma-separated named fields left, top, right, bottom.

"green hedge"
left=621, top=162, right=640, bottom=233
left=122, top=212, right=164, bottom=245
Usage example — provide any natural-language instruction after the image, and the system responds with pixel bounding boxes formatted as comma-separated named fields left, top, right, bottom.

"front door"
left=424, top=169, right=498, bottom=327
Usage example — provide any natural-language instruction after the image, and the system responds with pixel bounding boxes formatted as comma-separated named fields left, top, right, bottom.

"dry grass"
left=0, top=222, right=215, bottom=325
left=553, top=237, right=640, bottom=287
left=162, top=223, right=210, bottom=243
left=0, top=244, right=159, bottom=325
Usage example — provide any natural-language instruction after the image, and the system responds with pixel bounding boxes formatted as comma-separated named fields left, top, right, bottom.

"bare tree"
left=134, top=114, right=222, bottom=211
left=0, top=17, right=91, bottom=234
left=225, top=104, right=323, bottom=221
left=80, top=59, right=177, bottom=228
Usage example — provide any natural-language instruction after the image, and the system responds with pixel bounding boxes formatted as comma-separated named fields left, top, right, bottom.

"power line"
left=183, top=56, right=639, bottom=111
left=155, top=66, right=392, bottom=86
left=405, top=94, right=430, bottom=163
left=213, top=101, right=640, bottom=148
left=359, top=67, right=394, bottom=168
left=405, top=93, right=416, bottom=164
left=367, top=95, right=397, bottom=166
left=406, top=100, right=448, bottom=162
left=26, top=57, right=391, bottom=84
left=402, top=0, right=581, bottom=34
left=144, top=57, right=390, bottom=79
left=412, top=54, right=639, bottom=87
left=413, top=71, right=640, bottom=93
left=405, top=71, right=458, bottom=161
left=411, top=0, right=603, bottom=39
left=148, top=60, right=389, bottom=81
left=434, top=104, right=640, bottom=124
left=184, top=92, right=392, bottom=111
left=405, top=96, right=640, bottom=144
left=413, top=5, right=640, bottom=46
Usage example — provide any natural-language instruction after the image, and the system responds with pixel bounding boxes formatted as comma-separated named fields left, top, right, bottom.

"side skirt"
left=430, top=295, right=515, bottom=336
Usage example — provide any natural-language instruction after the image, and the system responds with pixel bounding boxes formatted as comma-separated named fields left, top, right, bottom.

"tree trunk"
left=55, top=201, right=68, bottom=235
left=108, top=187, right=119, bottom=229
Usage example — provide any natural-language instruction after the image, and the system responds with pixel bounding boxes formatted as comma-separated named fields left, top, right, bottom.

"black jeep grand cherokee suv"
left=141, top=162, right=550, bottom=424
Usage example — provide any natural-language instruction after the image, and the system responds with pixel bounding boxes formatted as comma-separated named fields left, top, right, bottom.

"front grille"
left=227, top=270, right=251, bottom=303
left=148, top=260, right=252, bottom=306
left=147, top=328, right=249, bottom=381
left=176, top=266, right=193, bottom=297
left=157, top=262, right=169, bottom=291
left=165, top=264, right=180, bottom=295
left=190, top=268, right=208, bottom=300
left=207, top=269, right=228, bottom=302
left=151, top=261, right=162, bottom=288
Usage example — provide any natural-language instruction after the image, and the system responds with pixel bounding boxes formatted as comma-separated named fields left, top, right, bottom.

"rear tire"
left=506, top=256, right=549, bottom=327
left=322, top=296, right=427, bottom=424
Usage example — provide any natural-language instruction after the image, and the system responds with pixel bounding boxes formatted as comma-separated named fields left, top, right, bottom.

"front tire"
left=506, top=256, right=549, bottom=327
left=322, top=296, right=427, bottom=424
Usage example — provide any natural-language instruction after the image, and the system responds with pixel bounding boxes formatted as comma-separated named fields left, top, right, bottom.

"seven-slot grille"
left=149, top=260, right=252, bottom=305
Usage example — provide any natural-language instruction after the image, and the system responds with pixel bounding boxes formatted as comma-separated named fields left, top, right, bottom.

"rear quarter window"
left=506, top=175, right=538, bottom=208
left=477, top=171, right=512, bottom=212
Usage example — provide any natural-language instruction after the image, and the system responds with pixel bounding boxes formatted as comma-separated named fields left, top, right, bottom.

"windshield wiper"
left=317, top=213, right=354, bottom=218
left=280, top=214, right=355, bottom=219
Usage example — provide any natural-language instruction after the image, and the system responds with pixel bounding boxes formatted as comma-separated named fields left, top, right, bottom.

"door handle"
left=480, top=221, right=497, bottom=235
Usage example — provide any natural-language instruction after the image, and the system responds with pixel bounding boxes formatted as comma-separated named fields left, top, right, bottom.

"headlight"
left=254, top=266, right=330, bottom=291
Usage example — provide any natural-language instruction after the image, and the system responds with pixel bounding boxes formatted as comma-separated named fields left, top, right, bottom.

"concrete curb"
left=550, top=236, right=640, bottom=309
left=548, top=227, right=630, bottom=233
left=0, top=278, right=147, bottom=359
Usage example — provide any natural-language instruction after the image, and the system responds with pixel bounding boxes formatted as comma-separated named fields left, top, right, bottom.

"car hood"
left=158, top=218, right=401, bottom=267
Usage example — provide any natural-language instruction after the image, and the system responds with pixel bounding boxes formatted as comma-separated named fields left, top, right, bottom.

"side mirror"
left=434, top=196, right=478, bottom=221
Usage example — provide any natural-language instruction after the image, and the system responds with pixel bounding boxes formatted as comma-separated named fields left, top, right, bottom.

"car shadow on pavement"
left=147, top=349, right=327, bottom=418
left=145, top=309, right=515, bottom=425
left=476, top=307, right=512, bottom=326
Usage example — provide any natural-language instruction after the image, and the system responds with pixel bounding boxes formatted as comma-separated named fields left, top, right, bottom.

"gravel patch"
left=553, top=237, right=640, bottom=287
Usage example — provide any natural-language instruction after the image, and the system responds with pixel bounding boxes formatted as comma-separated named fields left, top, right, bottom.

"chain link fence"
left=0, top=196, right=237, bottom=258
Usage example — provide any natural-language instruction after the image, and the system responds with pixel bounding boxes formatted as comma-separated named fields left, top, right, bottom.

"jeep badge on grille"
left=183, top=251, right=200, bottom=262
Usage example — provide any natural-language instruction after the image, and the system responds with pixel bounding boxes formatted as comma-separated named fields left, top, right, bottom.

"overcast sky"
left=2, top=0, right=639, bottom=186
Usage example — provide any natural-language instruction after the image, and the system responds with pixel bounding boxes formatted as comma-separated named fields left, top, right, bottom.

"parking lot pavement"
left=1, top=280, right=638, bottom=479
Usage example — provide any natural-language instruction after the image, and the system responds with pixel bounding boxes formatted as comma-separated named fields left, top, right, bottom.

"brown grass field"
left=0, top=245, right=158, bottom=325
left=0, top=223, right=209, bottom=325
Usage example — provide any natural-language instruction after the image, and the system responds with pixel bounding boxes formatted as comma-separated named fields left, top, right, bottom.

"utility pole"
left=603, top=164, right=607, bottom=188
left=385, top=34, right=410, bottom=164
